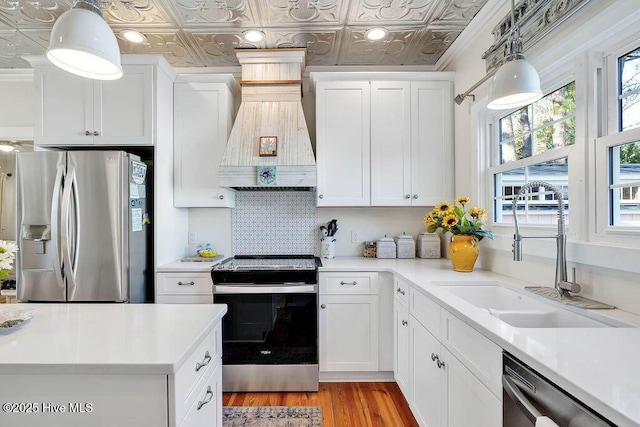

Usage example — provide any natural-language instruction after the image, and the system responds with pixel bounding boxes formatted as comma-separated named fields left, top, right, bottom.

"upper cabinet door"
left=34, top=65, right=93, bottom=146
left=173, top=81, right=235, bottom=208
left=411, top=81, right=454, bottom=206
left=96, top=65, right=154, bottom=145
left=370, top=81, right=412, bottom=206
left=316, top=81, right=371, bottom=207
left=33, top=62, right=159, bottom=147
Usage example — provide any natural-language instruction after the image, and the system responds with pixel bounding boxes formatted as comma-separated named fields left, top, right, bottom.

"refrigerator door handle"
left=61, top=166, right=78, bottom=298
left=51, top=164, right=65, bottom=292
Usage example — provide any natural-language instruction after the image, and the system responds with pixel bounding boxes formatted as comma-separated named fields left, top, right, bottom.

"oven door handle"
left=502, top=374, right=543, bottom=423
left=214, top=284, right=317, bottom=294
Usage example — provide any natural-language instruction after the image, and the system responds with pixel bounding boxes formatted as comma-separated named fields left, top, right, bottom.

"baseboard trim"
left=319, top=371, right=395, bottom=382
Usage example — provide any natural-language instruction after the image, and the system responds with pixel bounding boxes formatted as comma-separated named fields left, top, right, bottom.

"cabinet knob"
left=413, top=194, right=418, bottom=199
left=437, top=359, right=446, bottom=369
left=85, top=131, right=91, bottom=136
left=219, top=195, right=224, bottom=200
left=320, top=304, right=326, bottom=309
left=431, top=353, right=438, bottom=362
left=405, top=194, right=411, bottom=199
left=93, top=131, right=99, bottom=136
left=397, top=287, right=405, bottom=295
left=402, top=319, right=408, bottom=326
left=319, top=194, right=324, bottom=199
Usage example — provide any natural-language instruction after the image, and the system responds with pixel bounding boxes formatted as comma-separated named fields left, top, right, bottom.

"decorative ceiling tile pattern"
left=0, top=0, right=491, bottom=69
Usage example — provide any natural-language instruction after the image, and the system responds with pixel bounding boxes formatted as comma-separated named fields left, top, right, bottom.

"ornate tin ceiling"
left=0, top=0, right=489, bottom=69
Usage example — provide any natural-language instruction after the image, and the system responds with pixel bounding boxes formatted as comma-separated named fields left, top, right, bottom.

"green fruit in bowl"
left=198, top=249, right=218, bottom=258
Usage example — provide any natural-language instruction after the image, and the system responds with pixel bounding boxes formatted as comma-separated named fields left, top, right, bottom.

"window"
left=491, top=82, right=575, bottom=225
left=597, top=46, right=640, bottom=230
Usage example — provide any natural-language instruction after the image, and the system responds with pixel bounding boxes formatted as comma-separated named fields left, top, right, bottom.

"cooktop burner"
left=212, top=255, right=321, bottom=272
left=211, top=255, right=321, bottom=284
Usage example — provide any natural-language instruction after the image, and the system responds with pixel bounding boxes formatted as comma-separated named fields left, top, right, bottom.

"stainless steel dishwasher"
left=503, top=352, right=615, bottom=426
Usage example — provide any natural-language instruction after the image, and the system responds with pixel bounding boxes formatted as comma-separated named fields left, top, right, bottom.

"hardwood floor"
left=223, top=382, right=419, bottom=427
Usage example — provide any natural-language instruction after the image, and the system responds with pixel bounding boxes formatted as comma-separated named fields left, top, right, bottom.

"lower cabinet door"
left=393, top=300, right=411, bottom=399
left=410, top=317, right=443, bottom=427
left=319, top=294, right=379, bottom=371
left=180, top=362, right=222, bottom=427
left=442, top=347, right=501, bottom=427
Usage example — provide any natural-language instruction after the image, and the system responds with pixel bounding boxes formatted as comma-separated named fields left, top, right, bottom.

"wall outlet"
left=351, top=231, right=359, bottom=244
left=188, top=232, right=196, bottom=244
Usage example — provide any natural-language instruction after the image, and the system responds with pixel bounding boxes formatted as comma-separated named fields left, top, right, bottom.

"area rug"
left=222, top=406, right=322, bottom=427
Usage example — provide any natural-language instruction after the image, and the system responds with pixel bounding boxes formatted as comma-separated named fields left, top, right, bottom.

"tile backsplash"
left=232, top=191, right=318, bottom=255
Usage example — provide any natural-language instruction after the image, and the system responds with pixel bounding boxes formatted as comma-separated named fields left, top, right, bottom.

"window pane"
left=494, top=158, right=569, bottom=224
left=619, top=47, right=640, bottom=131
left=499, top=82, right=575, bottom=165
left=610, top=141, right=640, bottom=226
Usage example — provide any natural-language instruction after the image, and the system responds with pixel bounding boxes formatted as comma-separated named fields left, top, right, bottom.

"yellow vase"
left=448, top=235, right=479, bottom=272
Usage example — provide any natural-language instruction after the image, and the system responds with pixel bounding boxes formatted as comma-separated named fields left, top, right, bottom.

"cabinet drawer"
left=409, top=287, right=440, bottom=337
left=156, top=295, right=213, bottom=304
left=440, top=309, right=502, bottom=399
left=173, top=324, right=222, bottom=423
left=180, top=362, right=222, bottom=427
left=394, top=276, right=409, bottom=306
left=320, top=272, right=378, bottom=294
left=157, top=273, right=212, bottom=295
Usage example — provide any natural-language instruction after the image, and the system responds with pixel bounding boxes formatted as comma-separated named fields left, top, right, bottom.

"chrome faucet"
left=512, top=181, right=581, bottom=296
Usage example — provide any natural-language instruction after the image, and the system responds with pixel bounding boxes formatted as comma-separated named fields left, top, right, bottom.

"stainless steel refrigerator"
left=16, top=151, right=149, bottom=302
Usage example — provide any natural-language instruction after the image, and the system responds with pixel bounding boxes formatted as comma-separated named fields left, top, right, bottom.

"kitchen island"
left=0, top=303, right=226, bottom=427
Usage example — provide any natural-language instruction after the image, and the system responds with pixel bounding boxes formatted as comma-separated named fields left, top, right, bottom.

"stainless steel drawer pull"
left=195, top=351, right=211, bottom=372
left=397, top=287, right=405, bottom=295
left=178, top=281, right=195, bottom=286
left=402, top=320, right=408, bottom=326
left=340, top=281, right=357, bottom=286
left=196, top=386, right=213, bottom=410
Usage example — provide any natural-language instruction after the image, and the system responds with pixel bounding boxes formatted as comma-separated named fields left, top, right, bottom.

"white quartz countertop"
left=321, top=257, right=640, bottom=427
left=156, top=255, right=228, bottom=272
left=0, top=303, right=227, bottom=375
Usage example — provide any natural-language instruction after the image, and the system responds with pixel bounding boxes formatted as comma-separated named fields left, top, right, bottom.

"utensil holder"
left=321, top=239, right=335, bottom=258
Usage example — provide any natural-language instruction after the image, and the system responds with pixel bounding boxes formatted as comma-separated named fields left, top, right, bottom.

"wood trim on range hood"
left=219, top=48, right=316, bottom=190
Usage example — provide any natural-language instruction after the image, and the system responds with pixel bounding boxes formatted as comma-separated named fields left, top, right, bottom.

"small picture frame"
left=259, top=136, right=278, bottom=157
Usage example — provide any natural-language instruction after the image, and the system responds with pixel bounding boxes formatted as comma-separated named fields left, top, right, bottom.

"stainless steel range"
left=211, top=255, right=321, bottom=392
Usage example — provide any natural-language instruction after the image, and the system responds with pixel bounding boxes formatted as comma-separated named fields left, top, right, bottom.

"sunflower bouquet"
left=423, top=196, right=493, bottom=241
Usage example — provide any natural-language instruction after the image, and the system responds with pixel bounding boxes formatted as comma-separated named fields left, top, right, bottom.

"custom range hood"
left=219, top=48, right=316, bottom=190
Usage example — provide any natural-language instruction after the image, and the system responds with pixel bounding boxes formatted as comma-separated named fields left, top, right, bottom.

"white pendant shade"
left=487, top=58, right=542, bottom=110
left=47, top=8, right=122, bottom=80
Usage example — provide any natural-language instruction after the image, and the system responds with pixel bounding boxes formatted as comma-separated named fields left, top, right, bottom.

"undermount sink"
left=434, top=281, right=631, bottom=329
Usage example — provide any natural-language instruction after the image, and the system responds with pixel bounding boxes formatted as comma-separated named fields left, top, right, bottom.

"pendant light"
left=47, top=0, right=123, bottom=80
left=487, top=0, right=542, bottom=110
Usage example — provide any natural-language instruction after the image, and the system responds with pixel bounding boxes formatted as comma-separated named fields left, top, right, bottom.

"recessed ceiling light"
left=365, top=27, right=389, bottom=41
left=120, top=30, right=147, bottom=44
left=242, top=30, right=265, bottom=43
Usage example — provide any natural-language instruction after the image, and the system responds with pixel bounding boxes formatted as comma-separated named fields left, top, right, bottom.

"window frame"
left=487, top=72, right=577, bottom=230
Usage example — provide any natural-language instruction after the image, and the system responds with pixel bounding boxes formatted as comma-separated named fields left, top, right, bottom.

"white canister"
left=416, top=232, right=441, bottom=258
left=376, top=236, right=396, bottom=259
left=321, top=239, right=335, bottom=258
left=395, top=233, right=416, bottom=259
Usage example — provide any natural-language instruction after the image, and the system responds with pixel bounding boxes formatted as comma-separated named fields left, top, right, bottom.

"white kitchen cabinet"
left=315, top=81, right=371, bottom=206
left=156, top=272, right=213, bottom=304
left=312, top=73, right=453, bottom=207
left=173, top=77, right=237, bottom=207
left=319, top=272, right=379, bottom=372
left=410, top=313, right=444, bottom=427
left=29, top=56, right=170, bottom=147
left=393, top=296, right=411, bottom=399
left=442, top=347, right=502, bottom=427
left=0, top=321, right=223, bottom=427
left=319, top=294, right=379, bottom=372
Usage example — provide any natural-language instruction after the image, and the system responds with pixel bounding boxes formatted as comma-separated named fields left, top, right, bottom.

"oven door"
left=213, top=284, right=318, bottom=366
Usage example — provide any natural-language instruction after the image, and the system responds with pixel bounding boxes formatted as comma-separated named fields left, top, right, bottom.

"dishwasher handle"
left=503, top=374, right=543, bottom=423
